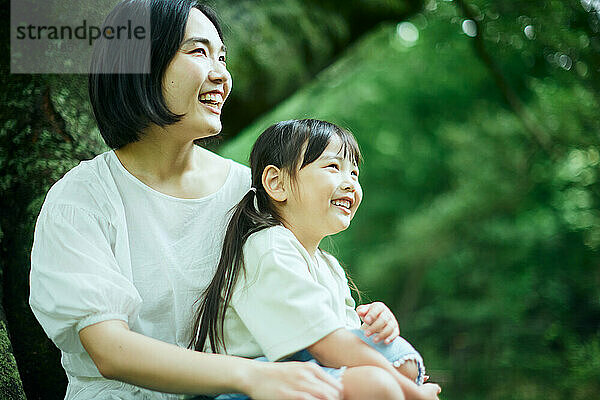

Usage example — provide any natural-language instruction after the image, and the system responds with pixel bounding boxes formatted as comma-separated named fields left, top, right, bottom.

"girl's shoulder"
left=244, top=225, right=305, bottom=259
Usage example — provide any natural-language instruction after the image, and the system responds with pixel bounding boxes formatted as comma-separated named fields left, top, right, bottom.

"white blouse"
left=29, top=150, right=250, bottom=399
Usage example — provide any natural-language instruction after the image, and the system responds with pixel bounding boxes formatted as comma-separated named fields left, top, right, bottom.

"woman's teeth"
left=198, top=93, right=223, bottom=105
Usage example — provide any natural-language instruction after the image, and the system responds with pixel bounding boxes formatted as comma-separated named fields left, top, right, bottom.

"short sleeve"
left=231, top=235, right=344, bottom=361
left=321, top=252, right=361, bottom=329
left=29, top=204, right=142, bottom=353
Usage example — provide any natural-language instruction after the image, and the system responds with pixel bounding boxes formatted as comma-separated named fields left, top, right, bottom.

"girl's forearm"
left=79, top=319, right=256, bottom=395
left=307, top=328, right=426, bottom=400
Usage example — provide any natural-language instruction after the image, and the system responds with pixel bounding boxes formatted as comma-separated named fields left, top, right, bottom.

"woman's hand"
left=417, top=382, right=442, bottom=400
left=246, top=361, right=343, bottom=400
left=356, top=302, right=400, bottom=344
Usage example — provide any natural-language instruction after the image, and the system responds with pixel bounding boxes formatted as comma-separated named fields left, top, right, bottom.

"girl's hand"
left=418, top=382, right=442, bottom=400
left=356, top=302, right=400, bottom=344
left=246, top=361, right=343, bottom=400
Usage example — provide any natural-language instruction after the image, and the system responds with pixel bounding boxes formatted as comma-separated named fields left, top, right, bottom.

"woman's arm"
left=80, top=320, right=342, bottom=400
left=307, top=328, right=439, bottom=400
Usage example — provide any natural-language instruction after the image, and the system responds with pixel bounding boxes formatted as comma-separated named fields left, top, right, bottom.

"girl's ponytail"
left=189, top=187, right=279, bottom=353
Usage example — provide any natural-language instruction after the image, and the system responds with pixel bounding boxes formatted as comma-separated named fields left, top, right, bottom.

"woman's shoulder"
left=199, top=146, right=250, bottom=178
left=42, top=151, right=118, bottom=216
left=197, top=147, right=250, bottom=197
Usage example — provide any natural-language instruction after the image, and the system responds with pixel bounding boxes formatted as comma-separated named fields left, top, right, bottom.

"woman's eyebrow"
left=181, top=36, right=227, bottom=54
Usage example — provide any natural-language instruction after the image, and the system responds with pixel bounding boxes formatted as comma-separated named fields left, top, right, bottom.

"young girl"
left=191, top=119, right=442, bottom=400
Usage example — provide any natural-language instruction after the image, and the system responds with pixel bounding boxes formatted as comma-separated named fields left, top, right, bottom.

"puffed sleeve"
left=231, top=236, right=345, bottom=361
left=29, top=204, right=142, bottom=353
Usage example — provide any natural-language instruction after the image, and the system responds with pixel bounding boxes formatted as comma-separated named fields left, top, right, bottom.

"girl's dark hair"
left=190, top=119, right=362, bottom=353
left=88, top=0, right=223, bottom=149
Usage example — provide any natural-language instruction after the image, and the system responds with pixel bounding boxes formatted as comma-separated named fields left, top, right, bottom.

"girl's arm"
left=307, top=328, right=440, bottom=400
left=80, top=320, right=342, bottom=400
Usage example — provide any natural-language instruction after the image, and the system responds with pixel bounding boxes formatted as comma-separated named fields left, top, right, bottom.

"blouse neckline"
left=107, top=150, right=235, bottom=203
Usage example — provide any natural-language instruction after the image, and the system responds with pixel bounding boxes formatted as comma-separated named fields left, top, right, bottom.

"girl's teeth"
left=332, top=200, right=350, bottom=208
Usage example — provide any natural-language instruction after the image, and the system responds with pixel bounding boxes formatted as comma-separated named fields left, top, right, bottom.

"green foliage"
left=0, top=72, right=107, bottom=398
left=0, top=319, right=26, bottom=400
left=209, top=0, right=423, bottom=135
left=220, top=1, right=600, bottom=398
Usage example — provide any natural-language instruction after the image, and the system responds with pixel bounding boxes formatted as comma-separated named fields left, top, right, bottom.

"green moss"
left=0, top=321, right=26, bottom=400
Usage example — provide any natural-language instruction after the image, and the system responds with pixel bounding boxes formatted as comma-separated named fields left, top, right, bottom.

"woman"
left=29, top=1, right=343, bottom=399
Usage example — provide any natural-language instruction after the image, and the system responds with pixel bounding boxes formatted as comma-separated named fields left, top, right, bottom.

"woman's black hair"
left=88, top=0, right=223, bottom=149
left=189, top=119, right=362, bottom=353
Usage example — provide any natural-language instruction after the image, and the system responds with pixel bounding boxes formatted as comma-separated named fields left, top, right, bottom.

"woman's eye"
left=219, top=55, right=227, bottom=63
left=327, top=164, right=340, bottom=170
left=351, top=169, right=359, bottom=177
left=191, top=48, right=207, bottom=56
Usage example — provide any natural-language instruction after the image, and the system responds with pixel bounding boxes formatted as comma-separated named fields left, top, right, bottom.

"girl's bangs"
left=337, top=128, right=362, bottom=166
left=300, top=120, right=362, bottom=169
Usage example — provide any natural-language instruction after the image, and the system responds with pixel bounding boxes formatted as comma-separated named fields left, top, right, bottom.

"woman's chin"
left=190, top=119, right=223, bottom=140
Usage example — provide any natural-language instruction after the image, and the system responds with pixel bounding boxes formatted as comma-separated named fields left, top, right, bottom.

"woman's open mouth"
left=198, top=91, right=223, bottom=114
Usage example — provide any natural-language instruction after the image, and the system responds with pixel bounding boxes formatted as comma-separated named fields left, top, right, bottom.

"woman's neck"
left=115, top=131, right=198, bottom=182
left=113, top=126, right=230, bottom=199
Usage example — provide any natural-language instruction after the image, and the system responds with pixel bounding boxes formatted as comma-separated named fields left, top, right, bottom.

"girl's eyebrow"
left=181, top=36, right=227, bottom=54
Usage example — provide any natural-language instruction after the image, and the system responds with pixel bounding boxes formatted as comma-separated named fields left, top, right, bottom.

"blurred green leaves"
left=221, top=1, right=600, bottom=398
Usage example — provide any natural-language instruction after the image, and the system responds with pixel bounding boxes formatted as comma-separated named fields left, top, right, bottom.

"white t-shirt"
left=218, top=225, right=361, bottom=361
left=29, top=150, right=250, bottom=399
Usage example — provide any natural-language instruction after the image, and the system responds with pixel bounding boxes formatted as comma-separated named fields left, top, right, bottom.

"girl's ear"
left=262, top=165, right=287, bottom=202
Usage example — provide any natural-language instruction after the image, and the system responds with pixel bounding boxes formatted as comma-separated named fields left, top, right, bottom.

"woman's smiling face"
left=162, top=8, right=231, bottom=139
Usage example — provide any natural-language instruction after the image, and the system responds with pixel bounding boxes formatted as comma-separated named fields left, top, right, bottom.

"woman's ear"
left=262, top=165, right=287, bottom=202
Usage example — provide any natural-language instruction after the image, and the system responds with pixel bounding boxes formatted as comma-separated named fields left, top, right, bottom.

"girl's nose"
left=341, top=179, right=355, bottom=192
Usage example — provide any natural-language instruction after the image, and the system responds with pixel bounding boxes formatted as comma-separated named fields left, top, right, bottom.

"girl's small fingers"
left=355, top=304, right=369, bottom=316
left=373, top=320, right=394, bottom=343
left=368, top=312, right=391, bottom=334
left=363, top=302, right=385, bottom=324
left=383, top=325, right=399, bottom=344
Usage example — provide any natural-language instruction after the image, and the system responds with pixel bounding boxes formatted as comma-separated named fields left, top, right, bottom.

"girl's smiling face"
left=280, top=135, right=363, bottom=248
left=162, top=8, right=231, bottom=139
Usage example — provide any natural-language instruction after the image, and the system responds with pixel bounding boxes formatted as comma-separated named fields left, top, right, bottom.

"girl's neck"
left=281, top=220, right=323, bottom=261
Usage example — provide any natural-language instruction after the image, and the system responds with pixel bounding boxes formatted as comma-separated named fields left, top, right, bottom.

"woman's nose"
left=208, top=62, right=229, bottom=83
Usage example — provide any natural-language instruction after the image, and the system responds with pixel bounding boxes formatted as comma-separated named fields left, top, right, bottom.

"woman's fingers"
left=250, top=361, right=342, bottom=400
left=302, top=362, right=343, bottom=399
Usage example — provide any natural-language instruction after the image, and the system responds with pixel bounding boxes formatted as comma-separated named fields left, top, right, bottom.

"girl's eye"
left=351, top=169, right=359, bottom=177
left=327, top=163, right=340, bottom=170
left=219, top=55, right=227, bottom=63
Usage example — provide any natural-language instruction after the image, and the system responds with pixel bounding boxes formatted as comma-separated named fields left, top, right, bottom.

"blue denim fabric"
left=193, top=329, right=425, bottom=400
